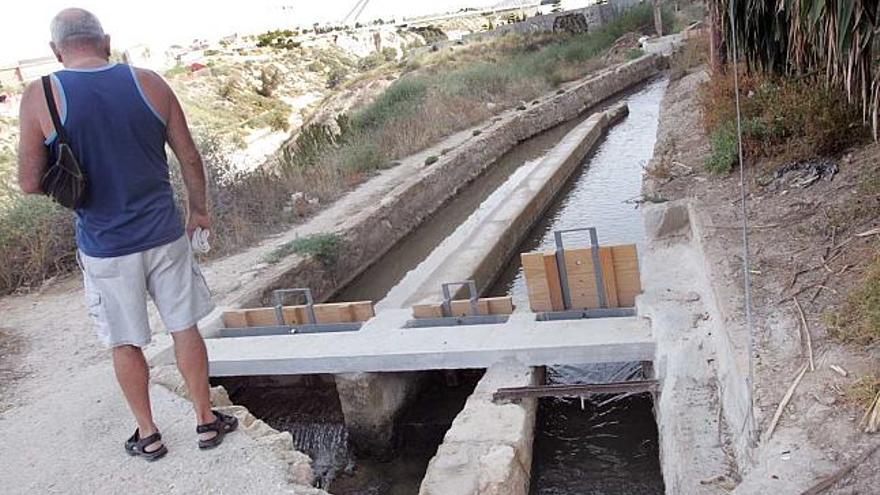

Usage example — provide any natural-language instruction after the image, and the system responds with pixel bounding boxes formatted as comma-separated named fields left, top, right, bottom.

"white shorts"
left=78, top=235, right=215, bottom=348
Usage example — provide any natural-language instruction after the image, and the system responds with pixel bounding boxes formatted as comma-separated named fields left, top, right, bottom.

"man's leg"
left=113, top=345, right=162, bottom=450
left=171, top=326, right=216, bottom=436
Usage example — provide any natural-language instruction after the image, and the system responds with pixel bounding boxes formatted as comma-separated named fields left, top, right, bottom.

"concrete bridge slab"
left=206, top=312, right=654, bottom=377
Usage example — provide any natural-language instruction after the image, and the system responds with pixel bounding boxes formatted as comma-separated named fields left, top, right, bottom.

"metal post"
left=553, top=227, right=607, bottom=310
left=273, top=288, right=317, bottom=325
left=441, top=280, right=479, bottom=317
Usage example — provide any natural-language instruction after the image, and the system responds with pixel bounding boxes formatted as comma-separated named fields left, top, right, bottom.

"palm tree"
left=709, top=0, right=880, bottom=138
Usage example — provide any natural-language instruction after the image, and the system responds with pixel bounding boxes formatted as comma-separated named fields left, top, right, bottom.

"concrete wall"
left=334, top=371, right=424, bottom=457
left=420, top=363, right=542, bottom=495
left=462, top=0, right=641, bottom=42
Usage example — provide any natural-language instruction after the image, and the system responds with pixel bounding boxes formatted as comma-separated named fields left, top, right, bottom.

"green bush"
left=340, top=140, right=384, bottom=174
left=0, top=195, right=75, bottom=294
left=424, top=155, right=439, bottom=165
left=705, top=122, right=738, bottom=174
left=267, top=233, right=343, bottom=266
left=352, top=77, right=428, bottom=130
left=701, top=70, right=867, bottom=167
left=358, top=53, right=384, bottom=72
left=381, top=47, right=398, bottom=62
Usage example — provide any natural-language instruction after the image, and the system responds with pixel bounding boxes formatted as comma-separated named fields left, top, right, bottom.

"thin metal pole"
left=728, top=4, right=758, bottom=446
left=554, top=227, right=607, bottom=310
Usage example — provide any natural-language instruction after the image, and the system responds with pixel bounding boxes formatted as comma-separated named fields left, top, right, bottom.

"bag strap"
left=41, top=75, right=68, bottom=144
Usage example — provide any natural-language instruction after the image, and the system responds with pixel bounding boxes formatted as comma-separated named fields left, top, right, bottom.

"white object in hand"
left=191, top=227, right=211, bottom=255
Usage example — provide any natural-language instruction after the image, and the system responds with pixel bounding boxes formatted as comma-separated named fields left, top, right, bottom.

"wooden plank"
left=222, top=311, right=249, bottom=328
left=493, top=379, right=659, bottom=401
left=543, top=252, right=565, bottom=311
left=611, top=245, right=640, bottom=307
left=486, top=296, right=515, bottom=315
left=222, top=301, right=375, bottom=328
left=599, top=247, right=619, bottom=308
left=564, top=247, right=601, bottom=310
left=522, top=252, right=554, bottom=311
left=411, top=297, right=515, bottom=319
left=412, top=304, right=444, bottom=319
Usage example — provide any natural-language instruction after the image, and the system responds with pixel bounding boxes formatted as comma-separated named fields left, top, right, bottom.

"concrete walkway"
left=207, top=311, right=654, bottom=376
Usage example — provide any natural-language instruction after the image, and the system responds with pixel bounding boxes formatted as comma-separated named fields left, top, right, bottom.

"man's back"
left=43, top=63, right=183, bottom=257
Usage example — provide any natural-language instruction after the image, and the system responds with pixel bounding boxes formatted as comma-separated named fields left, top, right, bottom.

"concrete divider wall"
left=240, top=54, right=662, bottom=313
left=420, top=363, right=542, bottom=495
left=403, top=103, right=629, bottom=306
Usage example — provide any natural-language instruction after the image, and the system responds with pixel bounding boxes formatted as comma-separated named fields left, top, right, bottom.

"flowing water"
left=486, top=77, right=668, bottom=494
left=333, top=112, right=595, bottom=305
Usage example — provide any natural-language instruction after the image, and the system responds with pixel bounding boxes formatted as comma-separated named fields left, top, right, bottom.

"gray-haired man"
left=17, top=8, right=237, bottom=460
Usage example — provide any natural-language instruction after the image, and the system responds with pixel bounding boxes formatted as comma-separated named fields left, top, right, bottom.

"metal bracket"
left=441, top=280, right=479, bottom=317
left=554, top=227, right=607, bottom=310
left=272, top=288, right=317, bottom=325
left=535, top=307, right=635, bottom=321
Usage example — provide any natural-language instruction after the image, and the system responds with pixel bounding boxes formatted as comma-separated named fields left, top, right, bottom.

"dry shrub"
left=700, top=69, right=868, bottom=173
left=669, top=34, right=709, bottom=81
left=827, top=248, right=880, bottom=345
left=0, top=195, right=75, bottom=293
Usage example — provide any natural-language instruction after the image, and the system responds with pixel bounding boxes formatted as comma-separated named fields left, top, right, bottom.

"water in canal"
left=487, top=77, right=668, bottom=494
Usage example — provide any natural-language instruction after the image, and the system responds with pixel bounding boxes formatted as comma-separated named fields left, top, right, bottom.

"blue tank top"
left=46, top=63, right=184, bottom=258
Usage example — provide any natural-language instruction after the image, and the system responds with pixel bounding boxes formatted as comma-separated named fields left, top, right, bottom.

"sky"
left=0, top=0, right=510, bottom=64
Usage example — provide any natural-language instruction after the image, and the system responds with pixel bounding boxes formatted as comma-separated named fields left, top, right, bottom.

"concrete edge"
left=686, top=201, right=757, bottom=467
left=149, top=365, right=326, bottom=493
left=419, top=363, right=542, bottom=495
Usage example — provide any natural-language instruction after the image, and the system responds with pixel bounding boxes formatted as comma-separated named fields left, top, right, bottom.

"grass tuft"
left=265, top=233, right=342, bottom=266
left=827, top=250, right=880, bottom=345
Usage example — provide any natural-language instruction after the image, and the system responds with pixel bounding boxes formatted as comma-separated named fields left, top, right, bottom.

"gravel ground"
left=0, top=278, right=319, bottom=494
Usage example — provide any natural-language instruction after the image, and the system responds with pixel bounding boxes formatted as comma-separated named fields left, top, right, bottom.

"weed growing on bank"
left=827, top=249, right=880, bottom=345
left=265, top=233, right=342, bottom=266
left=700, top=70, right=867, bottom=174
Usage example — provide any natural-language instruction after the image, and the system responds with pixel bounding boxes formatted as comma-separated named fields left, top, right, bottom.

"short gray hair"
left=50, top=8, right=105, bottom=46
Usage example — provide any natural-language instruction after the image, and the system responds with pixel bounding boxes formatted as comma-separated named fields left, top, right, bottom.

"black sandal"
left=124, top=429, right=168, bottom=461
left=197, top=410, right=239, bottom=450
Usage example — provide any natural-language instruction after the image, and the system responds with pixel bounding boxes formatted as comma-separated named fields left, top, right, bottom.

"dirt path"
left=648, top=69, right=879, bottom=493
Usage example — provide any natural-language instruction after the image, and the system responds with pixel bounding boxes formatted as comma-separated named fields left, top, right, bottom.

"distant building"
left=0, top=56, right=64, bottom=88
left=0, top=64, right=20, bottom=88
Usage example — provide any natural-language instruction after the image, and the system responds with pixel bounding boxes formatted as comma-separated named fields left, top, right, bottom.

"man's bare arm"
left=17, top=82, right=49, bottom=194
left=161, top=77, right=210, bottom=236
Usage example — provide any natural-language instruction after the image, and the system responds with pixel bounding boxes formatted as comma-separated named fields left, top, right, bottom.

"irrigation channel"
left=216, top=76, right=667, bottom=494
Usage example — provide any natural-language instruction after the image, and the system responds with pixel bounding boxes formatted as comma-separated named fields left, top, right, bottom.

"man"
left=17, top=8, right=237, bottom=461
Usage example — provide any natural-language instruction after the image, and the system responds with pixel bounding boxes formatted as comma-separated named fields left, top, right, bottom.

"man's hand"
left=186, top=210, right=212, bottom=239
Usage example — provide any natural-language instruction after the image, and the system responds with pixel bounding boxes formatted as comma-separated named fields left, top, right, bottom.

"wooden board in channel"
left=411, top=296, right=515, bottom=319
left=521, top=253, right=564, bottom=312
left=222, top=301, right=375, bottom=328
left=521, top=244, right=640, bottom=311
left=564, top=247, right=604, bottom=309
left=610, top=244, right=640, bottom=307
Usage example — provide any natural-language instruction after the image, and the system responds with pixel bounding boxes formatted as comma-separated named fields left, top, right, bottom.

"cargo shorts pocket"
left=85, top=290, right=103, bottom=321
left=192, top=262, right=212, bottom=297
